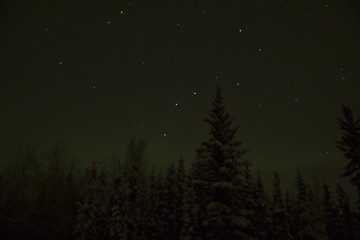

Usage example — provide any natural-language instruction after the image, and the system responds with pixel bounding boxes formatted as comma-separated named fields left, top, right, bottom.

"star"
left=163, top=133, right=167, bottom=137
left=238, top=29, right=242, bottom=33
left=259, top=48, right=262, bottom=52
left=236, top=82, right=240, bottom=86
left=120, top=10, right=123, bottom=14
left=59, top=61, right=63, bottom=65
left=174, top=103, right=179, bottom=106
left=107, top=21, right=111, bottom=24
left=193, top=92, right=197, bottom=95
left=294, top=98, right=298, bottom=102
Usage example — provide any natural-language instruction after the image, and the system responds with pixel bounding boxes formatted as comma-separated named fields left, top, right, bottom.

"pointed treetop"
left=204, top=87, right=240, bottom=146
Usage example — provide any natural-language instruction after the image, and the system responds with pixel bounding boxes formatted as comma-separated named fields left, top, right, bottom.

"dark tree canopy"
left=336, top=105, right=360, bottom=182
left=336, top=104, right=360, bottom=208
left=1, top=90, right=360, bottom=240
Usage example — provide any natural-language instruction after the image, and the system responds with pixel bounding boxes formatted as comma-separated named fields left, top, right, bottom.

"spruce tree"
left=73, top=162, right=105, bottom=240
left=63, top=164, right=79, bottom=239
left=164, top=158, right=186, bottom=240
left=253, top=171, right=272, bottom=240
left=123, top=138, right=147, bottom=240
left=109, top=170, right=130, bottom=240
left=147, top=167, right=166, bottom=240
left=96, top=169, right=108, bottom=240
left=271, top=172, right=292, bottom=240
left=176, top=156, right=186, bottom=239
left=164, top=162, right=179, bottom=239
left=190, top=87, right=249, bottom=240
left=239, top=162, right=258, bottom=239
left=336, top=183, right=356, bottom=240
left=293, top=169, right=328, bottom=240
left=180, top=172, right=201, bottom=240
left=284, top=190, right=297, bottom=239
left=336, top=105, right=360, bottom=210
left=321, top=181, right=340, bottom=240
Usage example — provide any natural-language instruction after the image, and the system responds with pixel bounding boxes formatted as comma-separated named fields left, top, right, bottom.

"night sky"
left=1, top=1, right=360, bottom=195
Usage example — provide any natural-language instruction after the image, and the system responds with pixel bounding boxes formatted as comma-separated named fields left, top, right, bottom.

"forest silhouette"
left=0, top=87, right=359, bottom=240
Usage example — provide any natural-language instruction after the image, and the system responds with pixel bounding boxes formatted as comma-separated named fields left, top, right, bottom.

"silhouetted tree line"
left=0, top=87, right=359, bottom=240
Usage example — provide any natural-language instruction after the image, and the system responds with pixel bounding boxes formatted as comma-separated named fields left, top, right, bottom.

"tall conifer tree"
left=109, top=170, right=130, bottom=240
left=73, top=162, right=105, bottom=240
left=181, top=172, right=201, bottom=240
left=336, top=183, right=356, bottom=240
left=321, top=181, right=340, bottom=240
left=293, top=169, right=328, bottom=240
left=147, top=167, right=166, bottom=240
left=190, top=87, right=250, bottom=240
left=253, top=171, right=272, bottom=240
left=176, top=156, right=186, bottom=239
left=271, top=171, right=292, bottom=240
left=336, top=105, right=360, bottom=210
left=124, top=138, right=147, bottom=240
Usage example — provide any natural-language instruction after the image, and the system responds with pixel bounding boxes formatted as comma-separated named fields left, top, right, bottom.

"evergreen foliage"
left=293, top=169, right=328, bottom=240
left=336, top=104, right=360, bottom=209
left=109, top=170, right=130, bottom=240
left=253, top=171, right=272, bottom=240
left=1, top=90, right=360, bottom=240
left=146, top=167, right=166, bottom=240
left=73, top=162, right=106, bottom=240
left=180, top=172, right=201, bottom=240
left=271, top=172, right=292, bottom=240
left=336, top=183, right=356, bottom=240
left=321, top=181, right=340, bottom=240
left=123, top=138, right=148, bottom=240
left=190, top=87, right=250, bottom=240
